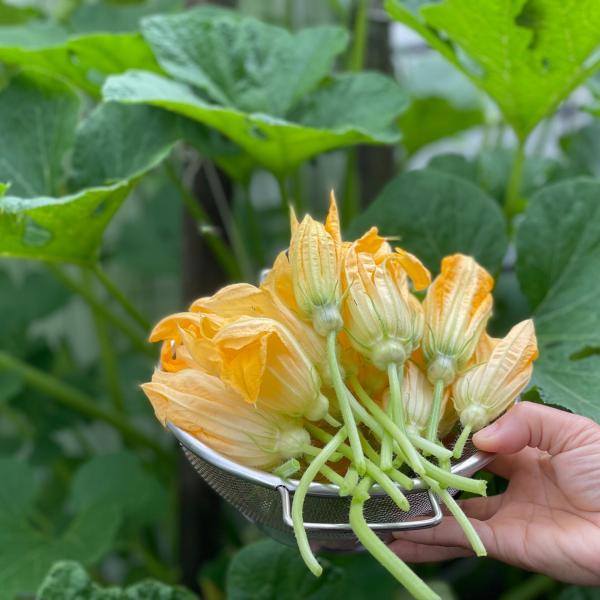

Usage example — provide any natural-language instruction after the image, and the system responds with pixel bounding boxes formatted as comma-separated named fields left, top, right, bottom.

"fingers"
left=473, top=401, right=600, bottom=457
left=390, top=539, right=472, bottom=563
left=457, top=494, right=504, bottom=521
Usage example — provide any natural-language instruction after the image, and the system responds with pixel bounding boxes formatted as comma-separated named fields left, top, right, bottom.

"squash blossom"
left=142, top=368, right=310, bottom=469
left=453, top=319, right=538, bottom=432
left=288, top=192, right=344, bottom=336
left=213, top=316, right=329, bottom=421
left=342, top=235, right=430, bottom=370
left=422, top=254, right=494, bottom=385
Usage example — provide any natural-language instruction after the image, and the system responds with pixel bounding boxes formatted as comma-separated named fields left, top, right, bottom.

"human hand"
left=390, top=401, right=600, bottom=584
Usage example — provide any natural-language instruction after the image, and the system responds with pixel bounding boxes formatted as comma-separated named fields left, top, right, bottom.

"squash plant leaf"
left=0, top=459, right=120, bottom=600
left=349, top=169, right=508, bottom=275
left=103, top=11, right=406, bottom=176
left=386, top=0, right=600, bottom=140
left=38, top=561, right=197, bottom=600
left=0, top=73, right=176, bottom=264
left=0, top=24, right=162, bottom=96
left=517, top=178, right=600, bottom=420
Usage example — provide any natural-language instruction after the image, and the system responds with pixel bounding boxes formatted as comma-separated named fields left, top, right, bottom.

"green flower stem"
left=273, top=458, right=301, bottom=479
left=92, top=308, right=125, bottom=413
left=340, top=466, right=359, bottom=496
left=388, top=363, right=406, bottom=429
left=324, top=413, right=342, bottom=428
left=410, top=434, right=452, bottom=459
left=424, top=476, right=487, bottom=557
left=350, top=477, right=440, bottom=600
left=303, top=445, right=343, bottom=463
left=380, top=417, right=394, bottom=472
left=292, top=427, right=347, bottom=577
left=163, top=160, right=241, bottom=280
left=423, top=461, right=487, bottom=496
left=307, top=423, right=414, bottom=493
left=327, top=332, right=366, bottom=474
left=349, top=377, right=423, bottom=475
left=426, top=379, right=445, bottom=443
left=91, top=264, right=151, bottom=331
left=453, top=424, right=472, bottom=459
left=0, top=350, right=170, bottom=461
left=46, top=264, right=155, bottom=358
left=316, top=463, right=347, bottom=489
left=504, top=139, right=526, bottom=221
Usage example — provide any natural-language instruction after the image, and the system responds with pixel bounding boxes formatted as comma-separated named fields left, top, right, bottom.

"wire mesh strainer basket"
left=169, top=423, right=494, bottom=551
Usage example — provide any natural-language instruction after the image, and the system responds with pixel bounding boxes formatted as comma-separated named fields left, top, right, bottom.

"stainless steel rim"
left=168, top=422, right=495, bottom=496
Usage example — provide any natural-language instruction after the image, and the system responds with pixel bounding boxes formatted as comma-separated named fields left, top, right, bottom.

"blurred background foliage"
left=1, top=0, right=600, bottom=598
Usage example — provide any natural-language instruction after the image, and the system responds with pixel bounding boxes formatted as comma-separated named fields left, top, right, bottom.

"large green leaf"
left=560, top=121, right=600, bottom=177
left=0, top=459, right=120, bottom=600
left=226, top=539, right=343, bottom=600
left=386, top=0, right=600, bottom=140
left=37, top=561, right=197, bottom=600
left=103, top=10, right=406, bottom=175
left=517, top=178, right=600, bottom=420
left=103, top=70, right=406, bottom=176
left=70, top=452, right=167, bottom=527
left=141, top=10, right=348, bottom=117
left=0, top=72, right=179, bottom=264
left=349, top=169, right=508, bottom=274
left=0, top=70, right=79, bottom=198
left=0, top=23, right=161, bottom=95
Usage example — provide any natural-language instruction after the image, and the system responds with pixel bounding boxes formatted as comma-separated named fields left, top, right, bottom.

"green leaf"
left=226, top=539, right=343, bottom=600
left=517, top=178, right=600, bottom=420
left=0, top=70, right=79, bottom=198
left=559, top=585, right=600, bottom=600
left=69, top=0, right=185, bottom=34
left=0, top=459, right=120, bottom=600
left=103, top=10, right=405, bottom=175
left=0, top=0, right=41, bottom=24
left=560, top=121, right=600, bottom=177
left=103, top=69, right=406, bottom=175
left=399, top=96, right=483, bottom=155
left=386, top=0, right=600, bottom=140
left=0, top=182, right=132, bottom=264
left=349, top=169, right=508, bottom=274
left=0, top=24, right=161, bottom=95
left=37, top=561, right=197, bottom=600
left=71, top=103, right=178, bottom=188
left=70, top=452, right=167, bottom=527
left=141, top=11, right=348, bottom=117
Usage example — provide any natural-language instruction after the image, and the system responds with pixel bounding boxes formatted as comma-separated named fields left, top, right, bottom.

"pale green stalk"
left=423, top=462, right=487, bottom=496
left=292, top=428, right=347, bottom=576
left=350, top=477, right=440, bottom=600
left=453, top=424, right=472, bottom=459
left=327, top=332, right=365, bottom=474
left=426, top=379, right=445, bottom=443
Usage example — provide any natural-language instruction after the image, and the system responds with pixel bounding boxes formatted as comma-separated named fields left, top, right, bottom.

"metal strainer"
left=169, top=423, right=494, bottom=551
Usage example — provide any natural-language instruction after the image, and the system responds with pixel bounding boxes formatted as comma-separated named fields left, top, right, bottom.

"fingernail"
left=473, top=421, right=500, bottom=444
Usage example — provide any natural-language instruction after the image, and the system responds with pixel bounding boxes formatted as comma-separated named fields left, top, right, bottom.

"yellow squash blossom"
left=342, top=235, right=430, bottom=369
left=288, top=192, right=343, bottom=335
left=422, top=254, right=494, bottom=385
left=453, top=319, right=538, bottom=432
left=213, top=316, right=329, bottom=421
left=142, top=368, right=309, bottom=469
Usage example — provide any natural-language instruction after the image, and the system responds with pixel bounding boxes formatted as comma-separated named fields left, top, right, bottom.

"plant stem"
left=318, top=463, right=348, bottom=490
left=47, top=264, right=154, bottom=358
left=91, top=264, right=151, bottom=331
left=0, top=351, right=170, bottom=461
left=498, top=575, right=557, bottom=600
left=350, top=477, right=440, bottom=600
left=303, top=445, right=343, bottom=463
left=327, top=332, right=365, bottom=474
left=453, top=424, right=472, bottom=459
left=426, top=379, right=445, bottom=443
left=274, top=458, right=301, bottom=479
left=388, top=363, right=406, bottom=430
left=92, top=308, right=125, bottom=413
left=424, top=476, right=486, bottom=557
left=423, top=462, right=487, bottom=496
left=292, top=427, right=347, bottom=576
left=164, top=160, right=241, bottom=280
left=504, top=139, right=526, bottom=220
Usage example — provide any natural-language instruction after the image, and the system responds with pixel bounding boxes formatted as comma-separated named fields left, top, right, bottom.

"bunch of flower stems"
left=275, top=334, right=486, bottom=600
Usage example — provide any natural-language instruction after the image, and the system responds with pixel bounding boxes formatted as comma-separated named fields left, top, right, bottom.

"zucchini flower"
left=342, top=238, right=430, bottom=370
left=213, top=317, right=329, bottom=421
left=142, top=368, right=309, bottom=470
left=288, top=192, right=343, bottom=335
left=422, top=254, right=494, bottom=385
left=452, top=319, right=538, bottom=457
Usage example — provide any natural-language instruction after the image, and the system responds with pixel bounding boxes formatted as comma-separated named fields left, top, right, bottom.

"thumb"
left=472, top=401, right=599, bottom=456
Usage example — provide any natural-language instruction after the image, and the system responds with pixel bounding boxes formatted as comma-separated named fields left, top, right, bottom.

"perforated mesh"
left=181, top=439, right=478, bottom=549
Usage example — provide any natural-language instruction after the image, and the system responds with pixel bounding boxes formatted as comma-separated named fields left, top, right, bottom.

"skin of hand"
left=390, top=401, right=600, bottom=584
